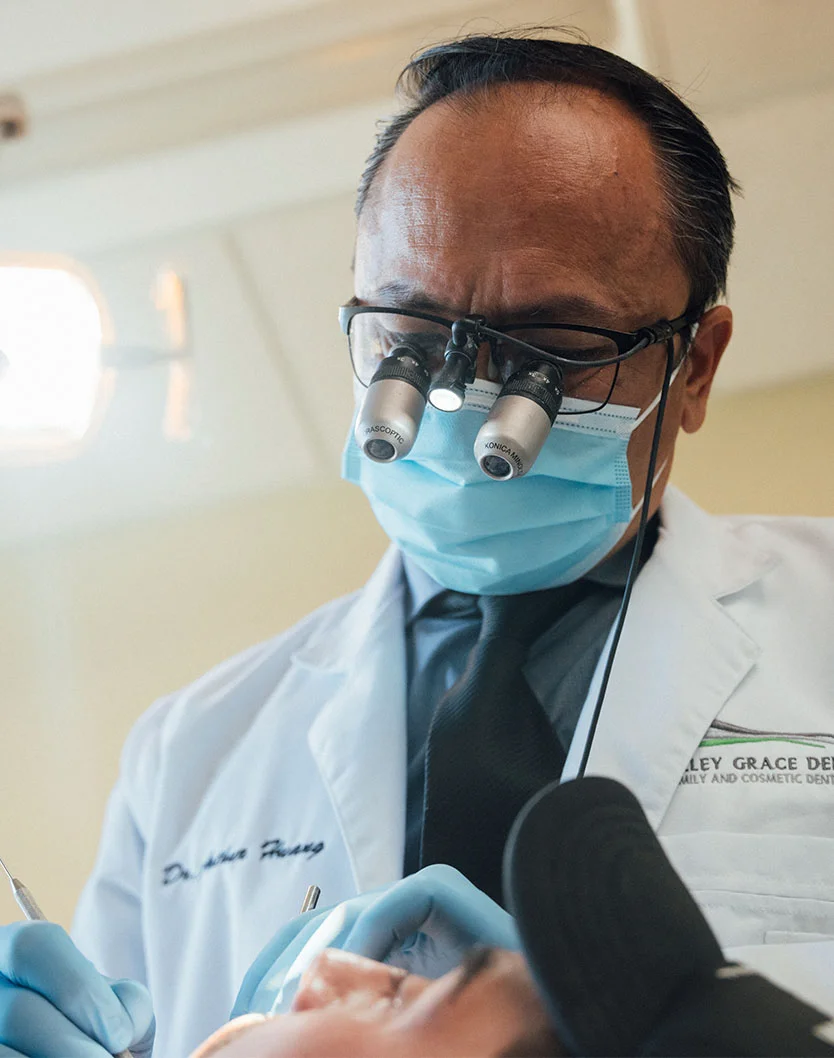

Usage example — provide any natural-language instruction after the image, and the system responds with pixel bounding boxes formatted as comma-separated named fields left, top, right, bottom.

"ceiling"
left=1, top=0, right=833, bottom=544
left=3, top=0, right=833, bottom=185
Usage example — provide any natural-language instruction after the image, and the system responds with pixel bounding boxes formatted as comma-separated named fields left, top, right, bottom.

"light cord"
left=577, top=338, right=676, bottom=777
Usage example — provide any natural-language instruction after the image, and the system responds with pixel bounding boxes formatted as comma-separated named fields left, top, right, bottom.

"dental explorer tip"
left=0, top=856, right=13, bottom=885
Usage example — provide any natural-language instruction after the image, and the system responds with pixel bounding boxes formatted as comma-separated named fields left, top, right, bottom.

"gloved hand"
left=233, top=864, right=519, bottom=1017
left=0, top=922, right=155, bottom=1058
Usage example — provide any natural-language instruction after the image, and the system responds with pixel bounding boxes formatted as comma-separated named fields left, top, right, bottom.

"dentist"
left=1, top=33, right=833, bottom=1058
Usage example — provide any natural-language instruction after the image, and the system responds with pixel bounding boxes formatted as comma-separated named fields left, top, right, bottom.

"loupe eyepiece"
left=474, top=360, right=564, bottom=480
left=355, top=344, right=431, bottom=462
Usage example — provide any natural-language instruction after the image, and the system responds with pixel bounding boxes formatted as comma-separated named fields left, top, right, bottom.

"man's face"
left=354, top=82, right=731, bottom=531
left=191, top=947, right=557, bottom=1057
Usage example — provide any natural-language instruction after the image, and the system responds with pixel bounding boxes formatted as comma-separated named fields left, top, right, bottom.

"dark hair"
left=356, top=31, right=740, bottom=318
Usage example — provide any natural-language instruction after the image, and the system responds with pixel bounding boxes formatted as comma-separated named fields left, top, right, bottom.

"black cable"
left=577, top=338, right=677, bottom=777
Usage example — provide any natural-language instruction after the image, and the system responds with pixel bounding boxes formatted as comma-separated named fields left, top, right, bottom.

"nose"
left=474, top=339, right=499, bottom=382
left=292, top=950, right=408, bottom=1013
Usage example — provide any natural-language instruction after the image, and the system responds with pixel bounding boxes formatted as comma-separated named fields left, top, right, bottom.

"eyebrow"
left=364, top=282, right=622, bottom=326
left=446, top=945, right=496, bottom=1005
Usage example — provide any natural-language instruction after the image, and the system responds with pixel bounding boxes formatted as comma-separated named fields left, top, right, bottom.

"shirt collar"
left=402, top=552, right=450, bottom=624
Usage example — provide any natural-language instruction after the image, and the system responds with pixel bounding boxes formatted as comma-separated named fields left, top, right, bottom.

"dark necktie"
left=419, top=585, right=585, bottom=905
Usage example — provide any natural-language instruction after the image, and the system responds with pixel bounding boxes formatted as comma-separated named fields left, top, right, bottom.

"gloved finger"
left=236, top=893, right=386, bottom=1017
left=108, top=980, right=155, bottom=1055
left=342, top=886, right=433, bottom=962
left=259, top=898, right=386, bottom=1014
left=342, top=866, right=520, bottom=962
left=234, top=884, right=398, bottom=1017
left=413, top=865, right=519, bottom=949
left=0, top=1046, right=27, bottom=1057
left=415, top=864, right=517, bottom=932
left=255, top=900, right=386, bottom=1014
left=232, top=909, right=333, bottom=1017
left=0, top=923, right=133, bottom=1053
left=0, top=978, right=115, bottom=1058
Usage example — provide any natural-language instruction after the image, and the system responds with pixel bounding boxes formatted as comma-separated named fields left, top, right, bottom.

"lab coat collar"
left=566, top=485, right=774, bottom=828
left=292, top=546, right=405, bottom=674
left=658, top=486, right=776, bottom=599
left=300, top=546, right=408, bottom=893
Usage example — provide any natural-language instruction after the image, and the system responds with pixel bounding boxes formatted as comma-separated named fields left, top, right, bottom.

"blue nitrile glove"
left=0, top=922, right=155, bottom=1058
left=233, top=865, right=519, bottom=1017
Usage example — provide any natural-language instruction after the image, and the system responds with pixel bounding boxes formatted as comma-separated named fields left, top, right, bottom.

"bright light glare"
left=0, top=266, right=103, bottom=442
left=429, top=387, right=464, bottom=412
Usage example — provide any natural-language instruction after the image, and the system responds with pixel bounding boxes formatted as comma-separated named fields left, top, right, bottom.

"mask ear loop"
left=577, top=335, right=678, bottom=777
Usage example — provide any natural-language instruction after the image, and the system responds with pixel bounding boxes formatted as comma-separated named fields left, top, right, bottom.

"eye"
left=388, top=971, right=408, bottom=1009
left=348, top=312, right=453, bottom=386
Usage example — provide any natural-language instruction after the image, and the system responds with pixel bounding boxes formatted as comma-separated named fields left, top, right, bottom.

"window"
left=0, top=256, right=111, bottom=461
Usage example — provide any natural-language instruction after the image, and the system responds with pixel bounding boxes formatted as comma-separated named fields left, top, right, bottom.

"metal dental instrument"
left=0, top=856, right=134, bottom=1058
left=258, top=885, right=323, bottom=1016
left=300, top=885, right=321, bottom=914
left=0, top=855, right=46, bottom=921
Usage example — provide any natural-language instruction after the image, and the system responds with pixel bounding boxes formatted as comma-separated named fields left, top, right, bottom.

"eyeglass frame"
left=339, top=301, right=697, bottom=410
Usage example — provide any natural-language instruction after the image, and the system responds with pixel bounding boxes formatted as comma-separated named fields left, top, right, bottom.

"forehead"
left=356, top=82, right=687, bottom=323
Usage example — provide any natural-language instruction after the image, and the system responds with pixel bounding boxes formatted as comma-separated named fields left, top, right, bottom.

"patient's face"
left=191, top=947, right=557, bottom=1057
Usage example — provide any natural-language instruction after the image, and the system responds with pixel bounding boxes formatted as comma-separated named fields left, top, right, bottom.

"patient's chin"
left=189, top=1014, right=268, bottom=1058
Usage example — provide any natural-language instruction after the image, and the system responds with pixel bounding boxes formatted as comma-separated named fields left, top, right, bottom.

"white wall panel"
left=230, top=193, right=359, bottom=468
left=0, top=231, right=320, bottom=544
left=0, top=101, right=386, bottom=255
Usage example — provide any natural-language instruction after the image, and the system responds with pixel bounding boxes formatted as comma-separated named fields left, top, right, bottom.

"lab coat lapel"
left=564, top=488, right=770, bottom=829
left=300, top=547, right=407, bottom=894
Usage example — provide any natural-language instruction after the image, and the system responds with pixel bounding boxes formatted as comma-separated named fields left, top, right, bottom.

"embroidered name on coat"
left=162, top=837, right=325, bottom=886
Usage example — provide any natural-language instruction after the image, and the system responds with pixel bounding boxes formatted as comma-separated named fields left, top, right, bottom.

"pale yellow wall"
left=672, top=371, right=834, bottom=516
left=1, top=371, right=832, bottom=928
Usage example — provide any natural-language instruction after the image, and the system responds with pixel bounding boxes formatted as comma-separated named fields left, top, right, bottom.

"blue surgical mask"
left=342, top=374, right=676, bottom=595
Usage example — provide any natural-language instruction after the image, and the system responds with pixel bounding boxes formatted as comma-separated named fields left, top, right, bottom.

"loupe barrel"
left=475, top=395, right=554, bottom=478
left=354, top=346, right=430, bottom=461
left=474, top=362, right=563, bottom=479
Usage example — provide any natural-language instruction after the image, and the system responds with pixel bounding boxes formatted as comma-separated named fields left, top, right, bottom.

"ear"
left=680, top=305, right=733, bottom=434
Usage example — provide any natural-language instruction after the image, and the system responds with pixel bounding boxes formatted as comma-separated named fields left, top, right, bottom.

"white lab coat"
left=73, top=487, right=834, bottom=1057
